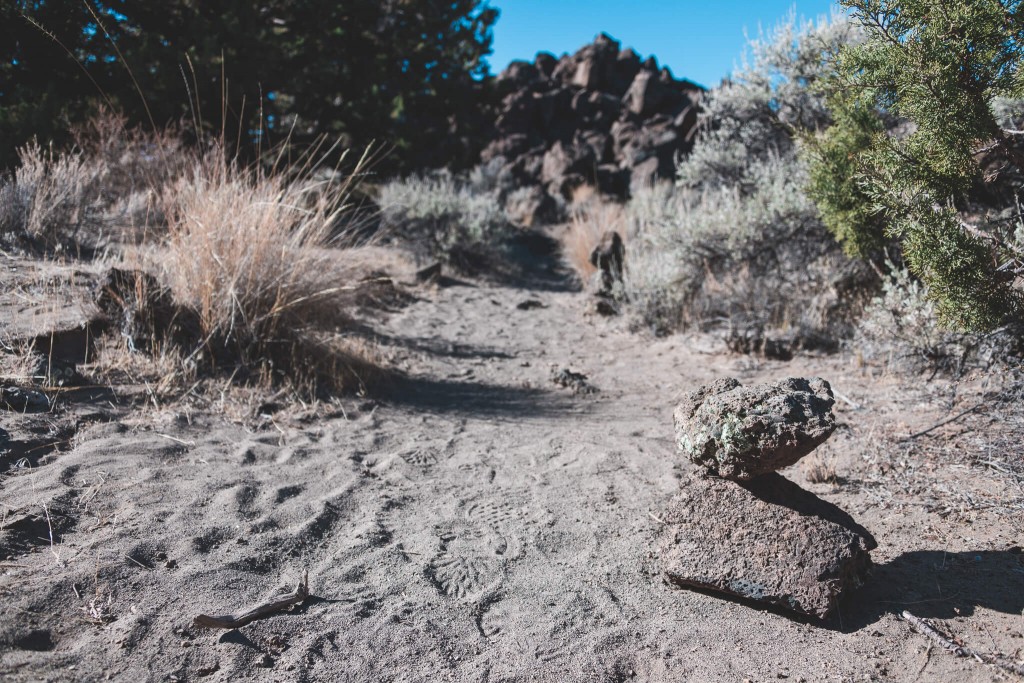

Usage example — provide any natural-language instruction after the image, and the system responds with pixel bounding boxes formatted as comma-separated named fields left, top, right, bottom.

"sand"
left=2, top=258, right=1023, bottom=682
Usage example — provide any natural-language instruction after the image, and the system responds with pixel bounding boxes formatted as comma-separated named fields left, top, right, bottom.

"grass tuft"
left=156, top=144, right=379, bottom=394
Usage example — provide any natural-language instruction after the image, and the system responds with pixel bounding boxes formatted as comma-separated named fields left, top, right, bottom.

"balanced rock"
left=659, top=471, right=876, bottom=619
left=673, top=377, right=836, bottom=480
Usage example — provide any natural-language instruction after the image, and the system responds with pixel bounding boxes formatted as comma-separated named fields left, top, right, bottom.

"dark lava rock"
left=588, top=230, right=625, bottom=297
left=0, top=386, right=49, bottom=412
left=94, top=268, right=202, bottom=353
left=673, top=377, right=836, bottom=480
left=659, top=471, right=876, bottom=619
left=477, top=33, right=704, bottom=220
left=550, top=367, right=598, bottom=395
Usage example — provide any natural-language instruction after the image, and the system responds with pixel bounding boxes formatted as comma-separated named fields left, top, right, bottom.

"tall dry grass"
left=563, top=185, right=628, bottom=283
left=0, top=141, right=105, bottom=251
left=157, top=145, right=380, bottom=392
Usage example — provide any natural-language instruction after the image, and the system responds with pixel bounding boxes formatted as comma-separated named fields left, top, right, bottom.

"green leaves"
left=2, top=0, right=498, bottom=172
left=802, top=0, right=1024, bottom=330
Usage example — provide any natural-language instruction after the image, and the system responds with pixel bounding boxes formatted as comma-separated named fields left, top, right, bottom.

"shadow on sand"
left=669, top=548, right=1024, bottom=634
left=828, top=548, right=1024, bottom=632
left=381, top=375, right=580, bottom=419
left=375, top=332, right=515, bottom=361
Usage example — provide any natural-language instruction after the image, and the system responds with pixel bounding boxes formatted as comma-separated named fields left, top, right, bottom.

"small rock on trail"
left=673, top=377, right=836, bottom=480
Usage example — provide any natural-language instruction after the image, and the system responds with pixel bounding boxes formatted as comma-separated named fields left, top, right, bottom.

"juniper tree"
left=803, top=0, right=1024, bottom=331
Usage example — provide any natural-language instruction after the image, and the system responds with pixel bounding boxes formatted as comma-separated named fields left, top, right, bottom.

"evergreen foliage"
left=1, top=1, right=497, bottom=171
left=803, top=0, right=1024, bottom=331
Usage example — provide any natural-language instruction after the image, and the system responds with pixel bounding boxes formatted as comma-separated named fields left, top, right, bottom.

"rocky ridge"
left=480, top=33, right=705, bottom=224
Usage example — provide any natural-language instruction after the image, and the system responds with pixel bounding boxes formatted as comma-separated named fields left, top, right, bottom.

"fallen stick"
left=193, top=571, right=309, bottom=630
left=901, top=611, right=967, bottom=657
left=900, top=404, right=981, bottom=441
left=902, top=611, right=1024, bottom=677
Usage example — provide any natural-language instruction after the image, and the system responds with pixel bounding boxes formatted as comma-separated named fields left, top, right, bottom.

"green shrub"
left=377, top=170, right=515, bottom=271
left=857, top=263, right=1022, bottom=375
left=802, top=0, right=1024, bottom=331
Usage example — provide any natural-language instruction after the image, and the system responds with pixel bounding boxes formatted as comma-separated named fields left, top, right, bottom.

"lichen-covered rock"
left=673, top=377, right=836, bottom=480
left=659, top=471, right=876, bottom=619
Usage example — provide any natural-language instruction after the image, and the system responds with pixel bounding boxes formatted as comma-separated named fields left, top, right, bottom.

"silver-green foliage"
left=0, top=141, right=105, bottom=250
left=624, top=13, right=870, bottom=339
left=378, top=170, right=514, bottom=265
left=858, top=263, right=1021, bottom=375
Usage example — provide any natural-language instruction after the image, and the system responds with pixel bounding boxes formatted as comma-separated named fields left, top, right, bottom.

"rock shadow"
left=382, top=375, right=579, bottom=418
left=829, top=548, right=1024, bottom=632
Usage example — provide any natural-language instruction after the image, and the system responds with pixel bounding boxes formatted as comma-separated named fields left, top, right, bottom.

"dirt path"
left=2, top=260, right=1022, bottom=681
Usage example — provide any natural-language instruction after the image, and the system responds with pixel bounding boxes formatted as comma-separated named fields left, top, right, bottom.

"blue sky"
left=485, top=1, right=841, bottom=88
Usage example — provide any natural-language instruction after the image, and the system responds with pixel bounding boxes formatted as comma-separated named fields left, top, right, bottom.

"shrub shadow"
left=376, top=332, right=515, bottom=361
left=382, top=375, right=579, bottom=419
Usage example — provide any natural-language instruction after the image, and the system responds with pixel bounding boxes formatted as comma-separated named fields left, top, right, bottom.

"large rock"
left=659, top=471, right=876, bottom=619
left=623, top=70, right=667, bottom=117
left=673, top=377, right=836, bottom=480
left=476, top=34, right=705, bottom=215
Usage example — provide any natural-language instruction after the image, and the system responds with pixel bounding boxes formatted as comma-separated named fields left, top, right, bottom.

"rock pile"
left=481, top=33, right=704, bottom=223
left=659, top=377, right=876, bottom=619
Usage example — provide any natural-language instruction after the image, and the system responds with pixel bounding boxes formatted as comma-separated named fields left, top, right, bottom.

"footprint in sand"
left=398, top=447, right=438, bottom=468
left=424, top=488, right=537, bottom=601
left=425, top=552, right=497, bottom=599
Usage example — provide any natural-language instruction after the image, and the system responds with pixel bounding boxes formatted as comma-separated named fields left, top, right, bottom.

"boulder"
left=497, top=60, right=540, bottom=91
left=596, top=164, right=630, bottom=198
left=480, top=134, right=533, bottom=163
left=659, top=471, right=876, bottom=619
left=673, top=377, right=836, bottom=480
left=623, top=70, right=667, bottom=117
left=628, top=156, right=661, bottom=193
left=534, top=52, right=557, bottom=78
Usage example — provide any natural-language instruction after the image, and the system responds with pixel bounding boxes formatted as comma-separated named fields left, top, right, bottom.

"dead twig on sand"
left=900, top=404, right=982, bottom=441
left=193, top=571, right=309, bottom=630
left=902, top=610, right=1024, bottom=677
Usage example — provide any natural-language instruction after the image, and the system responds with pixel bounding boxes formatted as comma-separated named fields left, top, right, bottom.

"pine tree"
left=802, top=0, right=1024, bottom=331
left=2, top=1, right=498, bottom=172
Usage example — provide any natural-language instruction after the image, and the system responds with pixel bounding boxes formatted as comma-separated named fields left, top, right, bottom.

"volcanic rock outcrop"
left=659, top=377, right=876, bottom=619
left=480, top=33, right=704, bottom=223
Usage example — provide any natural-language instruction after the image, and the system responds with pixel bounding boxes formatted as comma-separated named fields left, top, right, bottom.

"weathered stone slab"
left=658, top=472, right=876, bottom=619
left=673, top=377, right=836, bottom=480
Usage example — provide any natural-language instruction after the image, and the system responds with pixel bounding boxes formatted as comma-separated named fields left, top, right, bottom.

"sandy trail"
left=1, top=262, right=1022, bottom=681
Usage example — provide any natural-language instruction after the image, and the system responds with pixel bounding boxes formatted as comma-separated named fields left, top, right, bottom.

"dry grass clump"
left=0, top=141, right=105, bottom=253
left=1, top=113, right=390, bottom=399
left=803, top=453, right=839, bottom=485
left=563, top=185, right=627, bottom=283
left=71, top=110, right=188, bottom=240
left=0, top=111, right=189, bottom=253
left=155, top=145, right=381, bottom=394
